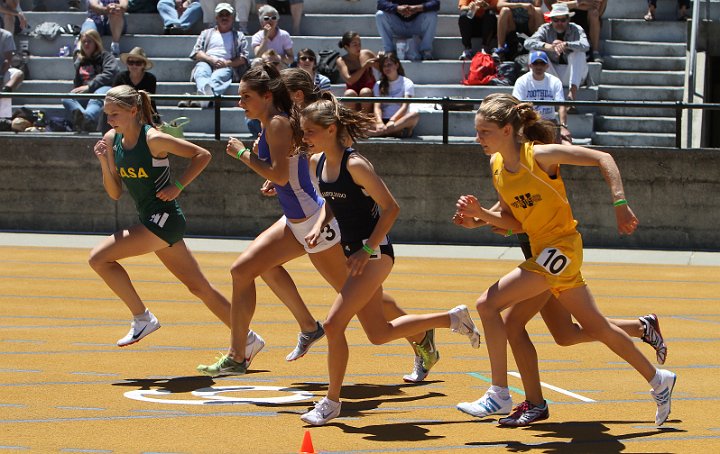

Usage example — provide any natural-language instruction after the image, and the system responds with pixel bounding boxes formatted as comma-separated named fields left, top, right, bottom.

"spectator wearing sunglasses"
left=188, top=3, right=249, bottom=108
left=296, top=48, right=331, bottom=91
left=524, top=2, right=588, bottom=104
left=114, top=47, right=159, bottom=122
left=252, top=5, right=294, bottom=68
left=512, top=50, right=571, bottom=144
left=544, top=0, right=606, bottom=65
left=256, top=0, right=304, bottom=35
left=199, top=0, right=253, bottom=32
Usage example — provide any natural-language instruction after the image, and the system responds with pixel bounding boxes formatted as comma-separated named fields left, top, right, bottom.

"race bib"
left=535, top=247, right=571, bottom=275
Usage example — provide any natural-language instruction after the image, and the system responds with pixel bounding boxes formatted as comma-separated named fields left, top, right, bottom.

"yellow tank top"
left=491, top=141, right=578, bottom=245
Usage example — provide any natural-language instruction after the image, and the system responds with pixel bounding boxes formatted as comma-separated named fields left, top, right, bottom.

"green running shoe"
left=197, top=354, right=247, bottom=377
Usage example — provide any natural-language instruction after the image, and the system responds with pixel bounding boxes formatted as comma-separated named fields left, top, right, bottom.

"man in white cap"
left=200, top=0, right=253, bottom=32
left=512, top=50, right=571, bottom=144
left=524, top=2, right=589, bottom=104
left=187, top=2, right=248, bottom=107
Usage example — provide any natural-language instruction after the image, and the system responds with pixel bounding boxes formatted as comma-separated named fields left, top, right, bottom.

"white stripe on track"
left=508, top=371, right=596, bottom=402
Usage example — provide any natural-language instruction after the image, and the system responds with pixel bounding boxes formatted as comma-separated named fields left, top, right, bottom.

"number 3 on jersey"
left=321, top=224, right=336, bottom=242
left=536, top=247, right=571, bottom=275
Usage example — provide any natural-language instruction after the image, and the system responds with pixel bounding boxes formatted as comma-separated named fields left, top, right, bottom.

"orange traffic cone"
left=300, top=430, right=316, bottom=454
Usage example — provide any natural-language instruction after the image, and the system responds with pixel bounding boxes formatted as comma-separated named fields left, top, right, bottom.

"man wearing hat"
left=513, top=50, right=571, bottom=144
left=188, top=2, right=249, bottom=108
left=524, top=2, right=589, bottom=104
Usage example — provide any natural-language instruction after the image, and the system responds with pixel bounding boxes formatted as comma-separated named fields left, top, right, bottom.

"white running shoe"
left=300, top=397, right=341, bottom=426
left=245, top=330, right=265, bottom=367
left=403, top=355, right=429, bottom=383
left=286, top=321, right=325, bottom=361
left=448, top=305, right=482, bottom=348
left=117, top=311, right=160, bottom=347
left=651, top=369, right=677, bottom=426
left=457, top=389, right=513, bottom=418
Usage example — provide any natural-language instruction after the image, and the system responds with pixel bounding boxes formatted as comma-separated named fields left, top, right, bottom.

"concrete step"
left=603, top=40, right=686, bottom=57
left=602, top=55, right=685, bottom=71
left=25, top=56, right=598, bottom=86
left=591, top=105, right=678, bottom=118
left=16, top=103, right=593, bottom=139
left=598, top=85, right=683, bottom=101
left=607, top=19, right=688, bottom=43
left=600, top=69, right=684, bottom=86
left=595, top=115, right=676, bottom=134
left=593, top=131, right=677, bottom=147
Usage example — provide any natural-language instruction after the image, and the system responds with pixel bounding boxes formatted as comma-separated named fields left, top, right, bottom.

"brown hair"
left=301, top=92, right=374, bottom=148
left=104, top=85, right=157, bottom=127
left=338, top=31, right=360, bottom=49
left=478, top=93, right=556, bottom=144
left=377, top=52, right=405, bottom=96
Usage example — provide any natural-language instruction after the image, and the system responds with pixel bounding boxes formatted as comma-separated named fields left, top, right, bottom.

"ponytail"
left=478, top=93, right=555, bottom=144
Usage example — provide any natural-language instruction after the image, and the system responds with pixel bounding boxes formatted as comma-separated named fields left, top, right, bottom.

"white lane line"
left=508, top=371, right=596, bottom=402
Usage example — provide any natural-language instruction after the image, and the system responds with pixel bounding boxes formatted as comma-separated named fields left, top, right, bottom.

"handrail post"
left=214, top=94, right=221, bottom=140
left=442, top=97, right=449, bottom=145
left=675, top=101, right=683, bottom=149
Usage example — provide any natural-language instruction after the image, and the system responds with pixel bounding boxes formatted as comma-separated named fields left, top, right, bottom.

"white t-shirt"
left=373, top=75, right=415, bottom=119
left=512, top=72, right=564, bottom=121
left=205, top=30, right=234, bottom=59
left=251, top=28, right=293, bottom=56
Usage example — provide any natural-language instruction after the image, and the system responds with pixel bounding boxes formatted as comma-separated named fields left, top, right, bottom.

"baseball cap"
left=215, top=3, right=234, bottom=15
left=529, top=50, right=549, bottom=65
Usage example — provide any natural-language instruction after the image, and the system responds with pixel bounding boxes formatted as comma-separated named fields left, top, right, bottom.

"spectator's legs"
left=3, top=67, right=24, bottom=91
left=496, top=7, right=514, bottom=49
left=289, top=0, right=303, bottom=35
left=108, top=15, right=125, bottom=47
left=234, top=0, right=252, bottom=32
left=375, top=10, right=400, bottom=53
left=413, top=11, right=438, bottom=54
left=193, top=62, right=214, bottom=93
left=179, top=1, right=204, bottom=30
left=208, top=67, right=234, bottom=97
left=645, top=0, right=657, bottom=20
left=84, top=86, right=112, bottom=127
left=358, top=87, right=374, bottom=114
left=677, top=0, right=690, bottom=19
left=157, top=0, right=181, bottom=28
left=343, top=88, right=362, bottom=112
left=567, top=50, right=588, bottom=99
left=527, top=7, right=543, bottom=35
left=80, top=19, right=99, bottom=34
left=587, top=8, right=601, bottom=54
left=63, top=98, right=87, bottom=122
left=458, top=14, right=475, bottom=50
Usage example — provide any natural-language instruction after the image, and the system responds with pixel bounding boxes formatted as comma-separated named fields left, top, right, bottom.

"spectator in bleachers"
left=296, top=48, right=331, bottom=91
left=1, top=27, right=24, bottom=94
left=458, top=0, right=499, bottom=60
left=337, top=31, right=378, bottom=113
left=369, top=52, right=419, bottom=138
left=114, top=47, right=159, bottom=121
left=83, top=0, right=128, bottom=57
left=524, top=2, right=588, bottom=103
left=31, top=0, right=81, bottom=11
left=512, top=50, right=571, bottom=144
left=644, top=0, right=690, bottom=21
left=188, top=3, right=249, bottom=108
left=200, top=0, right=252, bottom=32
left=545, top=0, right=606, bottom=64
left=376, top=0, right=440, bottom=61
left=159, top=0, right=203, bottom=34
left=251, top=4, right=294, bottom=68
left=0, top=0, right=27, bottom=34
left=62, top=29, right=119, bottom=132
left=256, top=0, right=304, bottom=36
left=493, top=0, right=543, bottom=61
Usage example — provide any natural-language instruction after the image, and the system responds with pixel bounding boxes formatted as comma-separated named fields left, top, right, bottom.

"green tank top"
left=113, top=125, right=183, bottom=218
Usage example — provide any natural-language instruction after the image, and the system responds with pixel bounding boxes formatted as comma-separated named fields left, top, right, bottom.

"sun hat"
left=547, top=2, right=575, bottom=18
left=119, top=47, right=154, bottom=70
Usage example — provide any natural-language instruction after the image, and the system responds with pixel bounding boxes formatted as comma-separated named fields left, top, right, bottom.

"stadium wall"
left=1, top=136, right=718, bottom=251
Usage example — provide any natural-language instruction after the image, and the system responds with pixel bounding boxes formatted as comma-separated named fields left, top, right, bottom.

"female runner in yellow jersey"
left=454, top=93, right=676, bottom=427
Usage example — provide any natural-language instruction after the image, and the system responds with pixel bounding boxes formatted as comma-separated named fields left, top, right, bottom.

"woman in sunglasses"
left=114, top=47, right=159, bottom=122
left=251, top=5, right=294, bottom=68
left=296, top=48, right=331, bottom=91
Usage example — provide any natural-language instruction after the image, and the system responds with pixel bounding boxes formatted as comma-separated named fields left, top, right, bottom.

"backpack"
left=461, top=52, right=496, bottom=86
left=490, top=61, right=520, bottom=86
left=317, top=49, right=340, bottom=84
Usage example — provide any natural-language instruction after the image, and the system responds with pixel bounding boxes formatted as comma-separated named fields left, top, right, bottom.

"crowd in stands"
left=0, top=0, right=696, bottom=138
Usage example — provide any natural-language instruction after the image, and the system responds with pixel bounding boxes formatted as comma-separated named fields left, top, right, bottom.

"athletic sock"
left=489, top=385, right=510, bottom=400
left=649, top=369, right=662, bottom=388
left=134, top=309, right=151, bottom=322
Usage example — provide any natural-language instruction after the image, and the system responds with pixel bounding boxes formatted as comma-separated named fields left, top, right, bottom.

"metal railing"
left=2, top=92, right=720, bottom=148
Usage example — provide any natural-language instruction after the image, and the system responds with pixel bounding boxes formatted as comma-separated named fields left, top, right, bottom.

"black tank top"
left=316, top=148, right=379, bottom=244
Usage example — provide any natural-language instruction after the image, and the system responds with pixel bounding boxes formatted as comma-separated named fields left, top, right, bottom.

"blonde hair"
left=301, top=92, right=374, bottom=147
left=478, top=93, right=556, bottom=144
left=104, top=85, right=157, bottom=127
left=79, top=29, right=104, bottom=58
